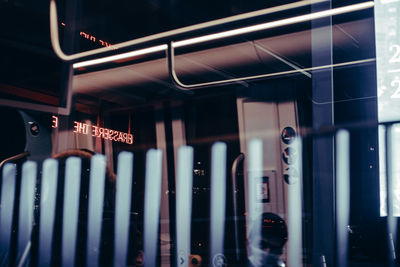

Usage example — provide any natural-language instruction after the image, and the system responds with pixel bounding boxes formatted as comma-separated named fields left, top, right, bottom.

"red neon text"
left=73, top=121, right=133, bottom=144
left=52, top=115, right=58, bottom=128
left=52, top=116, right=133, bottom=144
left=60, top=22, right=114, bottom=49
left=79, top=31, right=114, bottom=48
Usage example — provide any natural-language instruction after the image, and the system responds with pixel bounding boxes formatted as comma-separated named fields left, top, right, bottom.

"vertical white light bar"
left=0, top=163, right=17, bottom=265
left=379, top=125, right=387, bottom=216
left=143, top=149, right=163, bottom=267
left=209, top=142, right=227, bottom=266
left=288, top=137, right=303, bottom=267
left=335, top=130, right=350, bottom=267
left=247, top=139, right=263, bottom=258
left=248, top=139, right=263, bottom=222
left=113, top=152, right=134, bottom=267
left=176, top=146, right=194, bottom=267
left=386, top=125, right=397, bottom=265
left=61, top=157, right=81, bottom=267
left=38, top=159, right=59, bottom=267
left=86, top=155, right=107, bottom=267
left=17, top=161, right=37, bottom=264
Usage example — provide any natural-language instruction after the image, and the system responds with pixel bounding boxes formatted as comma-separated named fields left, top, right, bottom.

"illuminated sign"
left=79, top=31, right=114, bottom=48
left=61, top=23, right=115, bottom=49
left=52, top=116, right=133, bottom=144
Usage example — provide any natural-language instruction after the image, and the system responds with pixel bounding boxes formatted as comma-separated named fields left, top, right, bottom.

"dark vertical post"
left=58, top=0, right=78, bottom=110
left=311, top=1, right=336, bottom=266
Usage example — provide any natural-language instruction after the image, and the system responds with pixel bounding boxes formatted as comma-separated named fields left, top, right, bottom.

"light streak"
left=71, top=1, right=374, bottom=69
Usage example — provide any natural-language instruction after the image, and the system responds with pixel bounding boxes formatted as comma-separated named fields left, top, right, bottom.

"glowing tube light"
left=38, top=159, right=58, bottom=267
left=53, top=0, right=327, bottom=62
left=17, top=162, right=37, bottom=265
left=335, top=130, right=350, bottom=267
left=73, top=44, right=168, bottom=69
left=209, top=142, right=227, bottom=265
left=288, top=137, right=303, bottom=267
left=72, top=1, right=373, bottom=69
left=247, top=139, right=263, bottom=262
left=86, top=155, right=107, bottom=267
left=61, top=157, right=81, bottom=267
left=175, top=146, right=194, bottom=267
left=143, top=149, right=163, bottom=267
left=113, top=152, right=134, bottom=267
left=173, top=1, right=374, bottom=47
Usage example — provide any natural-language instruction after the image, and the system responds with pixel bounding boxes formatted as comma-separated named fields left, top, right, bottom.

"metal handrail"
left=168, top=40, right=375, bottom=90
left=49, top=0, right=324, bottom=62
left=231, top=153, right=245, bottom=262
left=51, top=0, right=375, bottom=91
left=166, top=1, right=374, bottom=90
left=0, top=152, right=30, bottom=170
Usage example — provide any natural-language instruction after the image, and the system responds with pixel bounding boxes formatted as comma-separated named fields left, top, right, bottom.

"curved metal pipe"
left=231, top=153, right=245, bottom=261
left=50, top=0, right=323, bottom=62
left=168, top=40, right=375, bottom=90
left=0, top=152, right=30, bottom=170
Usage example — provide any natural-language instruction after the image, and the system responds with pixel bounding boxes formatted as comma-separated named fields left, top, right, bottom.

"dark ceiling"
left=0, top=0, right=300, bottom=51
left=0, top=0, right=375, bottom=110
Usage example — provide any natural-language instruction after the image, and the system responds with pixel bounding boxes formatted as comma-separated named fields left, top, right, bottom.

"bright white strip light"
left=173, top=1, right=374, bottom=47
left=73, top=44, right=168, bottom=69
left=73, top=1, right=373, bottom=69
left=53, top=0, right=327, bottom=62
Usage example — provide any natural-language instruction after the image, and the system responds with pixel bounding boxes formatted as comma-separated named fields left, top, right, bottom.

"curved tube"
left=0, top=152, right=30, bottom=170
left=50, top=0, right=328, bottom=62
left=231, top=153, right=245, bottom=261
left=168, top=40, right=375, bottom=90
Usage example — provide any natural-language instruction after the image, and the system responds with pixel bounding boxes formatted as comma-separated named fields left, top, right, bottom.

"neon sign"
left=52, top=116, right=133, bottom=144
left=79, top=31, right=113, bottom=48
left=61, top=23, right=114, bottom=49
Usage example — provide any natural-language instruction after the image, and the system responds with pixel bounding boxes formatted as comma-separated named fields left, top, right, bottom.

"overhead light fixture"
left=53, top=0, right=327, bottom=62
left=73, top=1, right=374, bottom=69
left=73, top=45, right=168, bottom=69
left=173, top=1, right=374, bottom=47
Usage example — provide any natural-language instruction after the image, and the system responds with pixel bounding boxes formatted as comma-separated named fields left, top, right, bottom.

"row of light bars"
left=72, top=1, right=374, bottom=69
left=0, top=135, right=351, bottom=266
left=52, top=0, right=328, bottom=62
